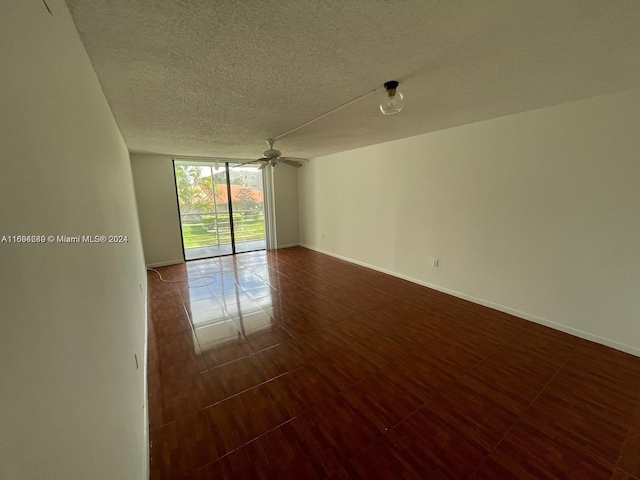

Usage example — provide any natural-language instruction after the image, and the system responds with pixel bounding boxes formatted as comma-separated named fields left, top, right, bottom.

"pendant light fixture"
left=255, top=80, right=406, bottom=145
left=380, top=80, right=405, bottom=115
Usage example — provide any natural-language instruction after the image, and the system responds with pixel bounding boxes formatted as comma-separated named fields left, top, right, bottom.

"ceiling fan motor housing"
left=264, top=148, right=281, bottom=158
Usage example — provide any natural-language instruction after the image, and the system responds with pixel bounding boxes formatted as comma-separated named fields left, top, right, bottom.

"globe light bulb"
left=380, top=80, right=405, bottom=115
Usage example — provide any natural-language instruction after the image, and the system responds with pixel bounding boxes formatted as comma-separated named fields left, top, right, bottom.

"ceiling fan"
left=242, top=139, right=309, bottom=169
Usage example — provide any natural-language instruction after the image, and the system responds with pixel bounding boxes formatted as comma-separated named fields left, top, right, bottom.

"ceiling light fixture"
left=380, top=80, right=405, bottom=115
left=274, top=80, right=405, bottom=140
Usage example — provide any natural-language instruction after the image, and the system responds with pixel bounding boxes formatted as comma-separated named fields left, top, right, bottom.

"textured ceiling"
left=65, top=0, right=640, bottom=160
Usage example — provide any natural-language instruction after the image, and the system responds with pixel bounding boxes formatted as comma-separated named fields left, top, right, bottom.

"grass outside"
left=182, top=213, right=265, bottom=249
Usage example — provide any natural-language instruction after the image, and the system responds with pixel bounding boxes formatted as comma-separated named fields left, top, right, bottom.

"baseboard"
left=146, top=259, right=184, bottom=268
left=299, top=243, right=640, bottom=357
left=276, top=243, right=300, bottom=249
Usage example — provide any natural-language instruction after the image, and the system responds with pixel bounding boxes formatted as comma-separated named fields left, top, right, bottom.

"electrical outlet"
left=432, top=259, right=439, bottom=267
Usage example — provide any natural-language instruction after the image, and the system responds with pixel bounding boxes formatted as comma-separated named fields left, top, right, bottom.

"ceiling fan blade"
left=281, top=159, right=304, bottom=168
left=237, top=158, right=265, bottom=165
left=258, top=162, right=269, bottom=170
left=279, top=156, right=309, bottom=163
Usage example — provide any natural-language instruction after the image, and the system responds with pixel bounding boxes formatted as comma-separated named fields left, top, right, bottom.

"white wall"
left=131, top=154, right=184, bottom=267
left=131, top=155, right=299, bottom=264
left=299, top=87, right=640, bottom=356
left=273, top=166, right=300, bottom=248
left=0, top=1, right=148, bottom=479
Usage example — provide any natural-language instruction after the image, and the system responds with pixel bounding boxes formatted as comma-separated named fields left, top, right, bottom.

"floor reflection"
left=179, top=251, right=276, bottom=354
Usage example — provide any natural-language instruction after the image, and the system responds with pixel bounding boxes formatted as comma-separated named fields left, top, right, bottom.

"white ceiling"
left=65, top=0, right=640, bottom=160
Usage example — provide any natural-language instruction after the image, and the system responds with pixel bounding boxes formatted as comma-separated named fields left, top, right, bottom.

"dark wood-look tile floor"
left=148, top=247, right=640, bottom=480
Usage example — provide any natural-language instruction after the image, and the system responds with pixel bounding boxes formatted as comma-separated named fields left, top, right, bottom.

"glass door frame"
left=172, top=157, right=272, bottom=260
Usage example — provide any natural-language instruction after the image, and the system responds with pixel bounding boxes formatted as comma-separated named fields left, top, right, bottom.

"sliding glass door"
left=228, top=165, right=267, bottom=254
left=174, top=160, right=266, bottom=260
